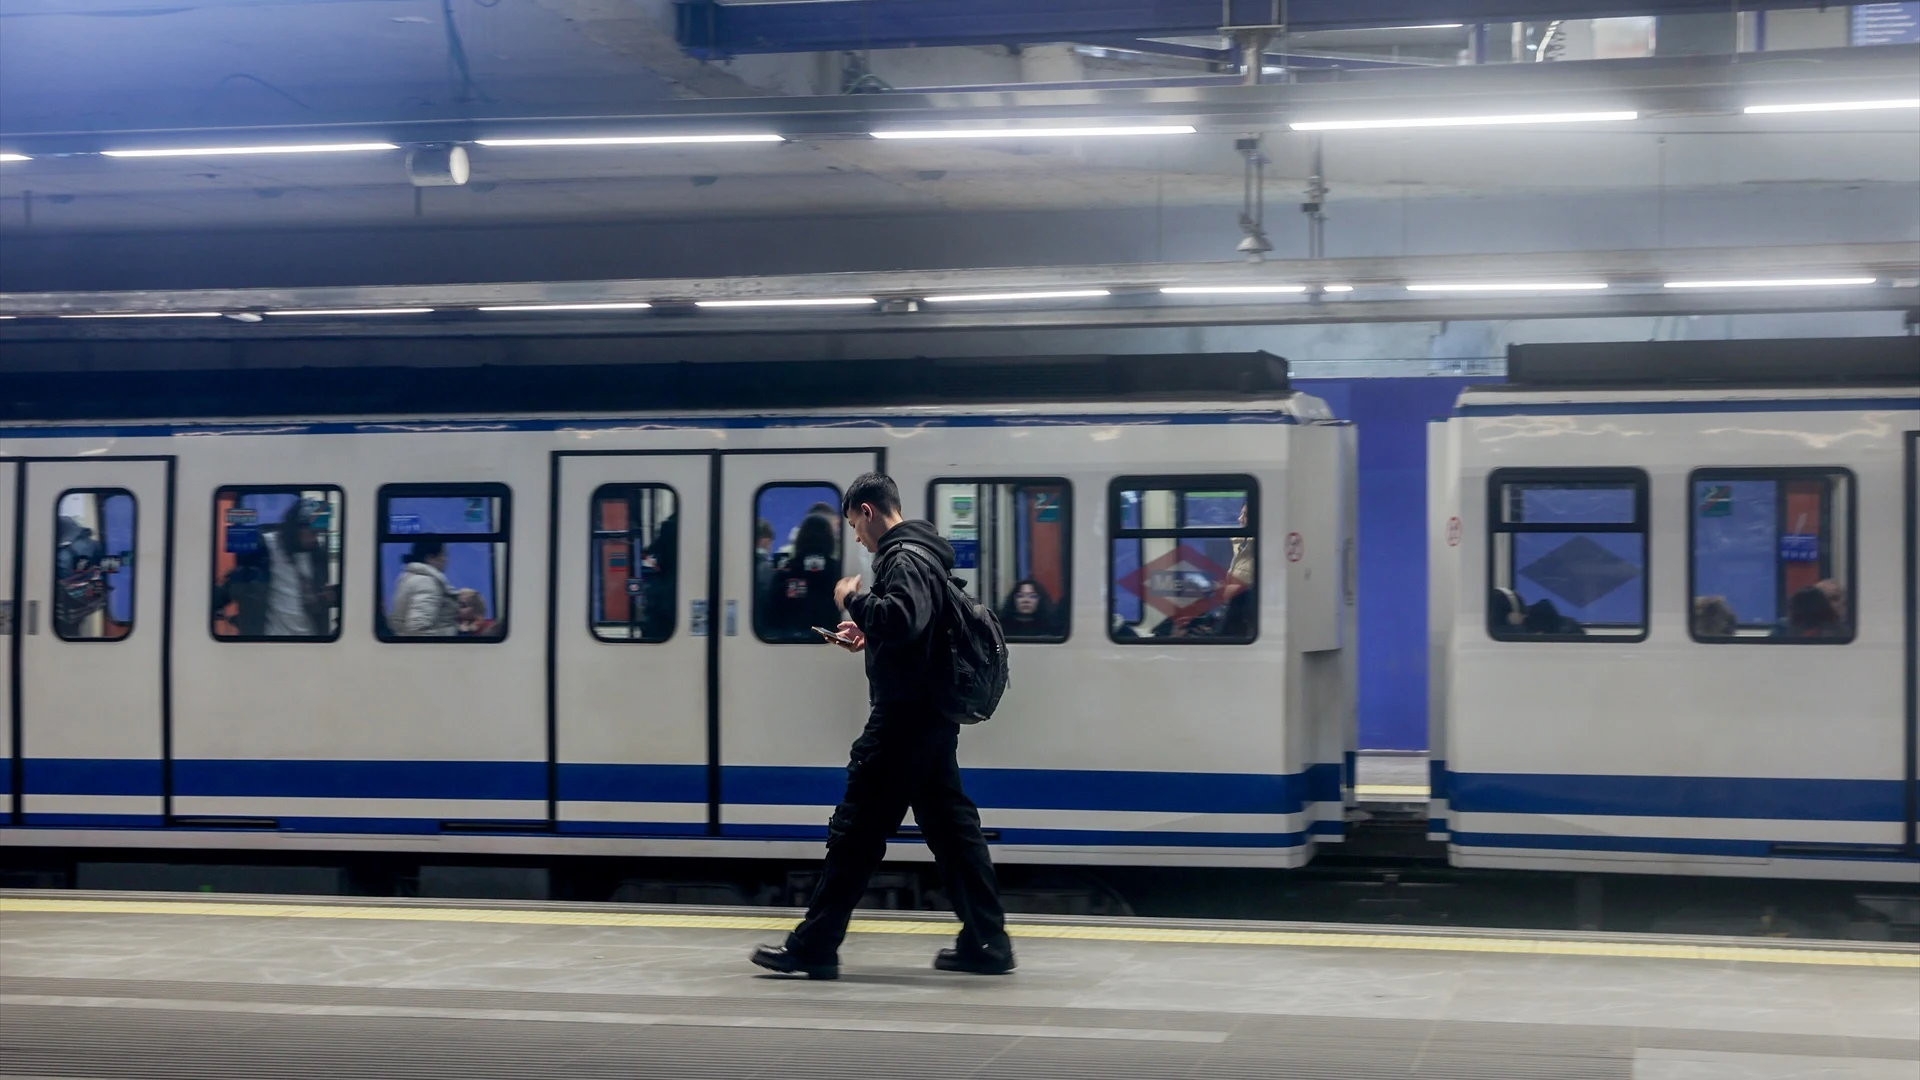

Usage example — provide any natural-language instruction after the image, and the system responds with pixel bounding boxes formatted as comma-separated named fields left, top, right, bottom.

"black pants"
left=786, top=704, right=1008, bottom=961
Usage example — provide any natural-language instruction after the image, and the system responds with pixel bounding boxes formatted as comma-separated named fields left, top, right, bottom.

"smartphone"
left=812, top=625, right=855, bottom=645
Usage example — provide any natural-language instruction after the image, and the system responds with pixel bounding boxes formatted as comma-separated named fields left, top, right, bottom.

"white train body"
left=1, top=396, right=1357, bottom=869
left=1430, top=385, right=1920, bottom=883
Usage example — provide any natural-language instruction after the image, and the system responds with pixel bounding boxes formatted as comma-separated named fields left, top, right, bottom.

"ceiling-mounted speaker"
left=406, top=144, right=470, bottom=187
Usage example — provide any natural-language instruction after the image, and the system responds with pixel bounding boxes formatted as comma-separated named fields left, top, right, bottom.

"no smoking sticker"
left=1447, top=517, right=1461, bottom=546
left=1285, top=532, right=1305, bottom=562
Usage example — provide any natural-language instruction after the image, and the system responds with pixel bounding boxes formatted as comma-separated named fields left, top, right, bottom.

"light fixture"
left=1160, top=285, right=1307, bottom=295
left=474, top=134, right=784, bottom=147
left=265, top=308, right=435, bottom=316
left=101, top=142, right=399, bottom=158
left=1663, top=278, right=1877, bottom=289
left=1356, top=23, right=1465, bottom=30
left=1744, top=99, right=1919, bottom=115
left=478, top=302, right=654, bottom=312
left=924, top=289, right=1110, bottom=303
left=1321, top=284, right=1354, bottom=293
left=870, top=125, right=1197, bottom=140
left=1406, top=282, right=1608, bottom=291
left=1291, top=111, right=1636, bottom=132
left=59, top=311, right=227, bottom=319
left=694, top=297, right=878, bottom=309
left=0, top=153, right=29, bottom=162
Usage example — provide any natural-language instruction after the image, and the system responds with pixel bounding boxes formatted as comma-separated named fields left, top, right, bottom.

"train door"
left=1, top=461, right=15, bottom=820
left=551, top=453, right=712, bottom=835
left=716, top=451, right=878, bottom=835
left=1906, top=431, right=1919, bottom=858
left=15, top=460, right=171, bottom=826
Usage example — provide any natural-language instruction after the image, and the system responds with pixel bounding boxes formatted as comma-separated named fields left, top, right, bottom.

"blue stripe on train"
left=20, top=759, right=164, bottom=796
left=1450, top=831, right=1917, bottom=862
left=720, top=762, right=1343, bottom=813
left=0, top=410, right=1301, bottom=442
left=1455, top=397, right=1920, bottom=418
left=1447, top=771, right=1905, bottom=822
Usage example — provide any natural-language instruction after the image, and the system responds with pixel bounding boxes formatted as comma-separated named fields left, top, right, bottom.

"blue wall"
left=1297, top=378, right=1478, bottom=751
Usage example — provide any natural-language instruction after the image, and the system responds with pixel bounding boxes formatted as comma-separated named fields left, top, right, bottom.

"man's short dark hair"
left=842, top=472, right=901, bottom=518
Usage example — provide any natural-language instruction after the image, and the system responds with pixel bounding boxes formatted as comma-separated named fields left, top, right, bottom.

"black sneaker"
left=934, top=945, right=1017, bottom=975
left=750, top=944, right=840, bottom=980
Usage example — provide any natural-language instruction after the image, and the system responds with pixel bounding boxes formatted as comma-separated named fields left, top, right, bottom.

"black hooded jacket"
left=843, top=519, right=954, bottom=709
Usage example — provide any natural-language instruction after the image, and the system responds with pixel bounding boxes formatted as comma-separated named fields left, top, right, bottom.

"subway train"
left=1, top=345, right=1915, bottom=885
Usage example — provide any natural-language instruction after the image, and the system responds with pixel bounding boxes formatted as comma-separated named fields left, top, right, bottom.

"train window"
left=211, top=487, right=344, bottom=642
left=376, top=484, right=510, bottom=642
left=754, top=482, right=843, bottom=644
left=590, top=485, right=678, bottom=642
left=1689, top=469, right=1854, bottom=644
left=1487, top=469, right=1648, bottom=642
left=1108, top=476, right=1256, bottom=644
left=52, top=489, right=136, bottom=642
left=930, top=479, right=1071, bottom=642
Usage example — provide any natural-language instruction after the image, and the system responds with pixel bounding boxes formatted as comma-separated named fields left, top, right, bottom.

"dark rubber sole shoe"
left=750, top=944, right=840, bottom=980
left=934, top=947, right=1017, bottom=975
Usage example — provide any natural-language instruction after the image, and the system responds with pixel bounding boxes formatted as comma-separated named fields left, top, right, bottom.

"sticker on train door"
left=1699, top=485, right=1733, bottom=517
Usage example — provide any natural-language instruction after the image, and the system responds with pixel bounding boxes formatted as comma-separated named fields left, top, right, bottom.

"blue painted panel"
left=1298, top=377, right=1478, bottom=752
left=22, top=758, right=162, bottom=796
left=1448, top=770, right=1905, bottom=821
left=172, top=759, right=545, bottom=801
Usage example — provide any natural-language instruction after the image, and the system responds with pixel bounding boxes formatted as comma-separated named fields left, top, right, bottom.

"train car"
left=1429, top=341, right=1920, bottom=883
left=0, top=354, right=1358, bottom=871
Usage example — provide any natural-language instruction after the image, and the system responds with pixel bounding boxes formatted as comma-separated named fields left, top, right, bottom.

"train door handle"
left=26, top=600, right=38, bottom=635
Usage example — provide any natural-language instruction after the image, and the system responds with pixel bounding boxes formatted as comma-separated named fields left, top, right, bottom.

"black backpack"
left=896, top=543, right=1010, bottom=725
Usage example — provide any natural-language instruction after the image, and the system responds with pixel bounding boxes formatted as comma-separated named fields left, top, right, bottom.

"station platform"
left=1, top=891, right=1915, bottom=1080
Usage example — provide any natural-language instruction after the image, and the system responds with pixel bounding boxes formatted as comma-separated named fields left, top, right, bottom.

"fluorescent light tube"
left=1292, top=111, right=1636, bottom=131
left=265, top=308, right=435, bottom=316
left=1406, top=282, right=1608, bottom=291
left=1321, top=284, right=1354, bottom=292
left=695, top=298, right=877, bottom=308
left=474, top=134, right=784, bottom=147
left=1663, top=278, right=1877, bottom=289
left=924, top=290, right=1110, bottom=303
left=477, top=302, right=654, bottom=312
left=60, top=311, right=227, bottom=319
left=102, top=143, right=398, bottom=158
left=1744, top=99, right=1919, bottom=115
left=871, top=125, right=1196, bottom=140
left=0, top=153, right=29, bottom=162
left=1161, top=285, right=1307, bottom=295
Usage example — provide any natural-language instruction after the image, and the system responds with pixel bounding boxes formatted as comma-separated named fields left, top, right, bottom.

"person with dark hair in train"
left=390, top=540, right=459, bottom=637
left=762, top=511, right=842, bottom=641
left=1775, top=585, right=1845, bottom=639
left=752, top=471, right=1012, bottom=981
left=998, top=578, right=1063, bottom=639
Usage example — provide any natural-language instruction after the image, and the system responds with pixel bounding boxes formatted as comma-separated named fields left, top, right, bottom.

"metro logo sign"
left=1117, top=543, right=1230, bottom=621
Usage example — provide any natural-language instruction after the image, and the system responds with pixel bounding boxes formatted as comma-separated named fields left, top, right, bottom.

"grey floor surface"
left=0, top=895, right=1914, bottom=1080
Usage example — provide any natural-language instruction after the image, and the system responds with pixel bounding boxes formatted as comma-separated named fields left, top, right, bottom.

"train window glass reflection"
left=1109, top=476, right=1256, bottom=644
left=1487, top=469, right=1648, bottom=641
left=376, top=484, right=510, bottom=642
left=211, top=486, right=344, bottom=642
left=930, top=479, right=1071, bottom=642
left=1689, top=469, right=1854, bottom=644
left=754, top=483, right=843, bottom=644
left=591, top=485, right=677, bottom=642
left=53, top=489, right=136, bottom=642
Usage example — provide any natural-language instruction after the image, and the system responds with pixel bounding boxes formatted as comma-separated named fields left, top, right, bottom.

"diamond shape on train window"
left=1519, top=535, right=1640, bottom=608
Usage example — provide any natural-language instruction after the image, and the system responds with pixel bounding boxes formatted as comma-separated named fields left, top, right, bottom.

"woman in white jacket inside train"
left=389, top=540, right=459, bottom=637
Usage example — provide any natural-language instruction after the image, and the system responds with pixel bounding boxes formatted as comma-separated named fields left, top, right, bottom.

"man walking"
left=752, top=472, right=1013, bottom=980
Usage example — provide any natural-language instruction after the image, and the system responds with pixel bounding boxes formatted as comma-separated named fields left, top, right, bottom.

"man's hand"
left=834, top=620, right=867, bottom=653
left=834, top=575, right=862, bottom=610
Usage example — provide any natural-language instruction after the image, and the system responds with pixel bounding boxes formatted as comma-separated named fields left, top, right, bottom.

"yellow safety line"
left=1353, top=784, right=1429, bottom=798
left=3, top=896, right=1914, bottom=969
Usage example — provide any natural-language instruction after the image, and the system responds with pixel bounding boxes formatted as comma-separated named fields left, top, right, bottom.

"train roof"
left=1492, top=337, right=1918, bottom=393
left=0, top=352, right=1302, bottom=425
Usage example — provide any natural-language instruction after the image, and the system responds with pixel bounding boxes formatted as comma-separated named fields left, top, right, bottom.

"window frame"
left=588, top=482, right=679, bottom=644
left=927, top=476, right=1074, bottom=645
left=208, top=484, right=346, bottom=644
left=1106, top=473, right=1259, bottom=646
left=1686, top=466, right=1857, bottom=646
left=1485, top=466, right=1650, bottom=644
left=752, top=480, right=845, bottom=646
left=374, top=482, right=513, bottom=644
left=51, top=486, right=138, bottom=644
